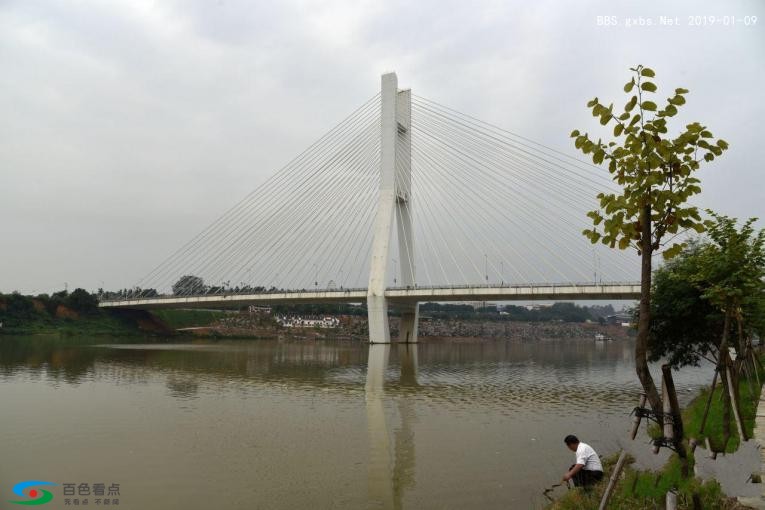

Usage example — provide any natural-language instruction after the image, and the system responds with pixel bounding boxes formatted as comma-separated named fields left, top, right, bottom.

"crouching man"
left=562, top=434, right=603, bottom=488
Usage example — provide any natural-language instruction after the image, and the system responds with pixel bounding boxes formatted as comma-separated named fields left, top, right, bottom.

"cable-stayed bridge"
left=101, top=72, right=641, bottom=342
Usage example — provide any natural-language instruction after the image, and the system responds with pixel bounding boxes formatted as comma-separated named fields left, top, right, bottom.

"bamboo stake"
left=598, top=450, right=628, bottom=510
left=666, top=489, right=677, bottom=510
left=705, top=437, right=717, bottom=459
left=725, top=367, right=748, bottom=442
left=662, top=370, right=674, bottom=442
left=698, top=368, right=718, bottom=436
left=751, top=349, right=761, bottom=387
left=742, top=357, right=755, bottom=397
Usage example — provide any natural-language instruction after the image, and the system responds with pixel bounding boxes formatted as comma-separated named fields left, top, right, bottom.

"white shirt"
left=575, top=442, right=603, bottom=471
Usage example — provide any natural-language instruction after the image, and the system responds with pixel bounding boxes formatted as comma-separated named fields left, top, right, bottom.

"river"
left=0, top=335, right=725, bottom=509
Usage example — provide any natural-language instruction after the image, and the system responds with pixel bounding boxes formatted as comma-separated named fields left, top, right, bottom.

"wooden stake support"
left=598, top=450, right=628, bottom=510
left=666, top=489, right=677, bottom=510
left=699, top=369, right=718, bottom=435
left=630, top=394, right=647, bottom=440
left=725, top=367, right=748, bottom=442
left=705, top=437, right=717, bottom=459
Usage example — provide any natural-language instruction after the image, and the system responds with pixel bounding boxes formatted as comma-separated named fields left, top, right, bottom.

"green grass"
left=548, top=453, right=739, bottom=510
left=549, top=360, right=764, bottom=509
left=149, top=309, right=228, bottom=329
left=0, top=311, right=145, bottom=336
left=683, top=361, right=763, bottom=453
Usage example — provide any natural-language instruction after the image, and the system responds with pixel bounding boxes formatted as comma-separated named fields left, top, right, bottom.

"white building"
left=276, top=315, right=340, bottom=328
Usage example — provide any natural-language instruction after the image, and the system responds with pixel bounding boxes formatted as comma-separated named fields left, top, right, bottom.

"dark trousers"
left=569, top=465, right=604, bottom=488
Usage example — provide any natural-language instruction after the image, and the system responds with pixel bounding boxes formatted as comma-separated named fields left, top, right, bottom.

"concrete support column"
left=367, top=72, right=398, bottom=343
left=394, top=88, right=419, bottom=343
left=367, top=72, right=418, bottom=344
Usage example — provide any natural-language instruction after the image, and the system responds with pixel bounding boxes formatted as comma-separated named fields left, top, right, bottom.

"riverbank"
left=0, top=290, right=176, bottom=336
left=2, top=291, right=631, bottom=340
left=547, top=359, right=764, bottom=509
left=163, top=310, right=631, bottom=342
left=0, top=305, right=174, bottom=337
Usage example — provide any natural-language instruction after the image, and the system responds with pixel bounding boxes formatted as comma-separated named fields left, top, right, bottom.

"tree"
left=133, top=288, right=158, bottom=298
left=648, top=241, right=724, bottom=367
left=66, top=288, right=100, bottom=314
left=172, top=275, right=206, bottom=296
left=692, top=213, right=765, bottom=445
left=571, top=65, right=728, bottom=412
left=694, top=212, right=765, bottom=356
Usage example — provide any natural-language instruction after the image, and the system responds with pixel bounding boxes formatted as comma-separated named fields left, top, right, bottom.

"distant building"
left=606, top=313, right=633, bottom=327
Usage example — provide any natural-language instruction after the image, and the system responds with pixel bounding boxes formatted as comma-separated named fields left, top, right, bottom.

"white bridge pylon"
left=367, top=72, right=417, bottom=344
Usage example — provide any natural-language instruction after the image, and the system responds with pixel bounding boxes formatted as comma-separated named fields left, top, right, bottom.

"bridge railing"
left=385, top=281, right=640, bottom=291
left=99, top=281, right=640, bottom=303
left=98, top=287, right=370, bottom=303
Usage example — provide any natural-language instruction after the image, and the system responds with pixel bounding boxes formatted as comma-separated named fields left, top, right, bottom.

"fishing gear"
left=542, top=481, right=570, bottom=502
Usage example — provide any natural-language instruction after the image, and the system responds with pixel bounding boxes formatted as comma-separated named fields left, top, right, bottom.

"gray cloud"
left=1, top=0, right=763, bottom=294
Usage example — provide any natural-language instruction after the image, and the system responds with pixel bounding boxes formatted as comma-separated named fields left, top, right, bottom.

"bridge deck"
left=99, top=283, right=640, bottom=310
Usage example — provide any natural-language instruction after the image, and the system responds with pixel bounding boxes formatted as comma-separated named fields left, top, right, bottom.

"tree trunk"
left=630, top=393, right=647, bottom=440
left=722, top=308, right=748, bottom=442
left=720, top=371, right=732, bottom=452
left=736, top=314, right=756, bottom=395
left=662, top=365, right=689, bottom=477
left=737, top=309, right=746, bottom=356
left=636, top=205, right=661, bottom=413
left=699, top=368, right=718, bottom=434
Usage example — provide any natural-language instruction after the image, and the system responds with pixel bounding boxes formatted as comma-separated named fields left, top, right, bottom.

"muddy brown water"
left=0, top=336, right=731, bottom=509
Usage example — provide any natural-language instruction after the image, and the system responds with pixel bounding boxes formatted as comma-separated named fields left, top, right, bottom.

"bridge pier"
left=367, top=71, right=418, bottom=344
left=398, top=304, right=419, bottom=344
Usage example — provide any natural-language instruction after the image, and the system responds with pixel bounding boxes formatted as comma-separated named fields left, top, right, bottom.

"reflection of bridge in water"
left=1, top=337, right=712, bottom=507
left=0, top=338, right=638, bottom=405
left=367, top=344, right=418, bottom=510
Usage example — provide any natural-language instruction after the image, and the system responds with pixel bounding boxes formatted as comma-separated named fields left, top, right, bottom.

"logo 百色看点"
left=8, top=481, right=58, bottom=505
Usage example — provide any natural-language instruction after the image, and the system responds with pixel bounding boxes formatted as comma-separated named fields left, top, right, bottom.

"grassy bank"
left=548, top=453, right=743, bottom=510
left=0, top=309, right=175, bottom=337
left=548, top=362, right=763, bottom=509
left=149, top=309, right=228, bottom=329
left=0, top=291, right=176, bottom=336
left=2, top=312, right=139, bottom=336
left=683, top=366, right=762, bottom=453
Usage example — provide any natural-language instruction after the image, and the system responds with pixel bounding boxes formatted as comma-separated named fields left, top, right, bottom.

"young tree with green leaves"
left=647, top=241, right=724, bottom=368
left=692, top=212, right=765, bottom=445
left=695, top=212, right=765, bottom=357
left=571, top=65, right=728, bottom=413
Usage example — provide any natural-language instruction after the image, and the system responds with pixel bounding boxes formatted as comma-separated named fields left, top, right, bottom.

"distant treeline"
left=2, top=287, right=621, bottom=330
left=0, top=289, right=153, bottom=336
left=420, top=302, right=617, bottom=322
left=0, top=289, right=99, bottom=327
left=271, top=301, right=617, bottom=323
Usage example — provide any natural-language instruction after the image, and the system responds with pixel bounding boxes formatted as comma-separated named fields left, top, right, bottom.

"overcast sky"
left=1, top=0, right=763, bottom=294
